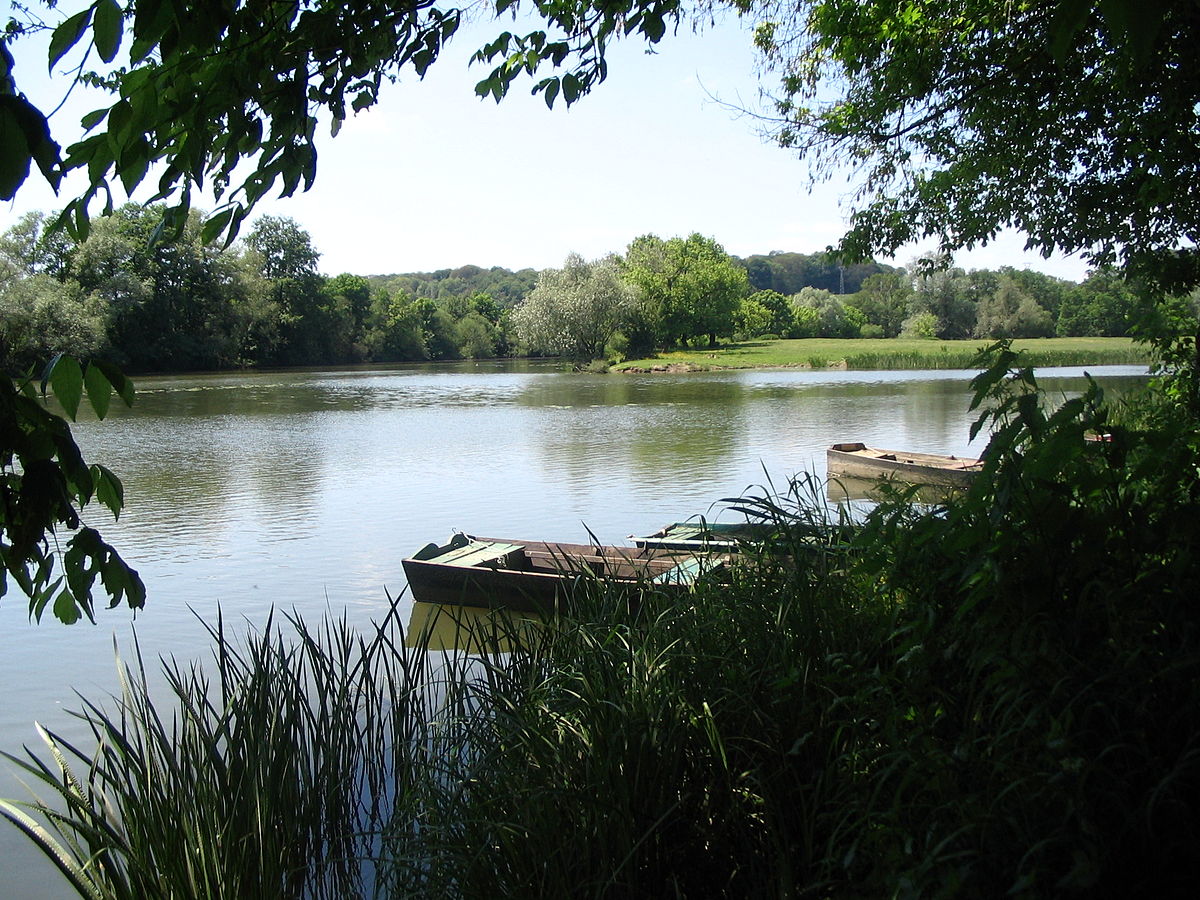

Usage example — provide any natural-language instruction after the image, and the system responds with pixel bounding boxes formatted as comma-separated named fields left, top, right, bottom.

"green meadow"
left=615, top=336, right=1150, bottom=372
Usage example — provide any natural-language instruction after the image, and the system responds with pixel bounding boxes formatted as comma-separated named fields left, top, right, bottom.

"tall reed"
left=0, top=605, right=476, bottom=898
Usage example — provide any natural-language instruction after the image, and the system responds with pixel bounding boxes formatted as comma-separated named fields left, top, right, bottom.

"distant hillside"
left=368, top=265, right=539, bottom=306
left=368, top=252, right=899, bottom=306
left=735, top=252, right=900, bottom=296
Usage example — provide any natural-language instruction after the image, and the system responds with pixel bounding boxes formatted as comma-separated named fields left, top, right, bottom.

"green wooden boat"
left=632, top=521, right=777, bottom=551
left=402, top=533, right=726, bottom=611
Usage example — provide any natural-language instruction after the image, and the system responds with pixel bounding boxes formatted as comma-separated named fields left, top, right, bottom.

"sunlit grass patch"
left=615, top=337, right=1150, bottom=372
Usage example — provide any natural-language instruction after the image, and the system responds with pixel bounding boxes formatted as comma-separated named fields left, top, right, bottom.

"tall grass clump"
left=844, top=347, right=984, bottom=369
left=0, top=606, right=488, bottom=898
left=421, top=481, right=896, bottom=898
left=844, top=342, right=1150, bottom=370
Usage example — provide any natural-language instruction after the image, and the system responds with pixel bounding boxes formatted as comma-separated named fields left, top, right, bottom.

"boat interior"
left=412, top=533, right=718, bottom=585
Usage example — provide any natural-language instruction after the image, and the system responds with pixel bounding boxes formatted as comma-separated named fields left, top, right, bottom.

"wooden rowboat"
left=402, top=533, right=726, bottom=611
left=826, top=442, right=982, bottom=488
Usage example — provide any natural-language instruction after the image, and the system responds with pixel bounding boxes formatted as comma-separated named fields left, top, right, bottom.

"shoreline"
left=612, top=337, right=1151, bottom=374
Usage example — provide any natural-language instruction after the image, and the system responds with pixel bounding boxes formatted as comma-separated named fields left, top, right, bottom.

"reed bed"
left=0, top=606, right=486, bottom=898
left=842, top=344, right=1149, bottom=370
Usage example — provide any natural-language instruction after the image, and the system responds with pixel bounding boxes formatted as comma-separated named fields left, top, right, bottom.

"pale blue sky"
left=2, top=7, right=1090, bottom=281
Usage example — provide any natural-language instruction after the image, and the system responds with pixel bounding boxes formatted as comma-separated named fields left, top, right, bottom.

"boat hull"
left=826, top=442, right=982, bottom=489
left=402, top=535, right=722, bottom=612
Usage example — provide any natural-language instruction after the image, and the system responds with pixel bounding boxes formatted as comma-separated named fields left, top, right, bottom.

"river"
left=0, top=360, right=1148, bottom=897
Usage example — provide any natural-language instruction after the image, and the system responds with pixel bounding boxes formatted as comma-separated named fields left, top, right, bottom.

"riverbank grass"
left=614, top=336, right=1149, bottom=371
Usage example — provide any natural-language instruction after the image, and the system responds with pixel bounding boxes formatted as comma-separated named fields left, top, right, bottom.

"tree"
left=735, top=295, right=773, bottom=339
left=1057, top=269, right=1141, bottom=336
left=456, top=312, right=500, bottom=359
left=0, top=275, right=108, bottom=371
left=72, top=204, right=241, bottom=371
left=907, top=260, right=976, bottom=339
left=743, top=289, right=794, bottom=337
left=0, top=210, right=74, bottom=280
left=847, top=272, right=913, bottom=338
left=974, top=275, right=1055, bottom=339
left=512, top=254, right=635, bottom=362
left=789, top=287, right=860, bottom=338
left=244, top=216, right=343, bottom=365
left=363, top=289, right=428, bottom=361
left=754, top=1, right=1200, bottom=292
left=623, top=233, right=749, bottom=347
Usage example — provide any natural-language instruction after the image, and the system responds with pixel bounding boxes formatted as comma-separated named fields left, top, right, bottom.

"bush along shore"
left=2, top=342, right=1197, bottom=898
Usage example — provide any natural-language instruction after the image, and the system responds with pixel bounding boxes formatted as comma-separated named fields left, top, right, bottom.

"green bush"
left=858, top=323, right=884, bottom=339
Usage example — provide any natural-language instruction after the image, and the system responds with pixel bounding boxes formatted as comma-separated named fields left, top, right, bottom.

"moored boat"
left=632, top=521, right=777, bottom=551
left=402, top=533, right=726, bottom=611
left=826, top=442, right=982, bottom=488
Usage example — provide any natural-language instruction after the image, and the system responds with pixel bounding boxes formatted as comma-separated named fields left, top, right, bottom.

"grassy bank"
left=614, top=336, right=1150, bottom=372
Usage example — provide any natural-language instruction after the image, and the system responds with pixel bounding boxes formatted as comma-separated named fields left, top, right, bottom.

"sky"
left=1, top=7, right=1091, bottom=281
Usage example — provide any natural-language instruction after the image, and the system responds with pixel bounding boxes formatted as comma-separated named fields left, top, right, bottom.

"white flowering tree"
left=512, top=254, right=636, bottom=363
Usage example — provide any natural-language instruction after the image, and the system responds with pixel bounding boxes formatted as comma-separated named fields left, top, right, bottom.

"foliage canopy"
left=754, top=0, right=1200, bottom=288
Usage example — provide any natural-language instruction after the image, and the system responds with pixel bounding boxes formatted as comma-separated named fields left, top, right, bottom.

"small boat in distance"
left=402, top=533, right=726, bottom=612
left=826, top=442, right=983, bottom=489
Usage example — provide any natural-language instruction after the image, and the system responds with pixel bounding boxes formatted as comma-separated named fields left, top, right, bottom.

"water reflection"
left=405, top=602, right=543, bottom=654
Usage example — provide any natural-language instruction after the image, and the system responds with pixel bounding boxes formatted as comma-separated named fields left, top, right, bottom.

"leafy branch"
left=1, top=355, right=144, bottom=624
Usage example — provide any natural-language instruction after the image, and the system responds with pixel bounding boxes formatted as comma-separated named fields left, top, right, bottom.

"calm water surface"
left=0, top=360, right=1148, bottom=896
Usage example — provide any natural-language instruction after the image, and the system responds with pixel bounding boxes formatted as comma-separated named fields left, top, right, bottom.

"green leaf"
left=99, top=547, right=144, bottom=610
left=53, top=587, right=82, bottom=625
left=3, top=94, right=61, bottom=190
left=0, top=98, right=32, bottom=200
left=641, top=14, right=666, bottom=43
left=93, top=0, right=123, bottom=64
left=562, top=73, right=581, bottom=105
left=80, top=108, right=109, bottom=131
left=49, top=10, right=93, bottom=71
left=92, top=465, right=124, bottom=518
left=83, top=362, right=112, bottom=419
left=201, top=206, right=235, bottom=245
left=90, top=359, right=134, bottom=407
left=47, top=355, right=84, bottom=421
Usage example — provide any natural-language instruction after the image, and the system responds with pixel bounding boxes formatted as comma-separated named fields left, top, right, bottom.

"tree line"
left=0, top=206, right=515, bottom=374
left=513, top=240, right=1167, bottom=364
left=0, top=206, right=1162, bottom=376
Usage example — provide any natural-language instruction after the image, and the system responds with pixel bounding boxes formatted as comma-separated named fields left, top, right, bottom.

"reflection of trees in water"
left=70, top=395, right=331, bottom=561
left=518, top=375, right=751, bottom=496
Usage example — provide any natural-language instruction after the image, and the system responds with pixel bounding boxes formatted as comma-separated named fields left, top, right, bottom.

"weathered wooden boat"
left=633, top=521, right=777, bottom=551
left=402, top=533, right=726, bottom=611
left=826, top=442, right=983, bottom=488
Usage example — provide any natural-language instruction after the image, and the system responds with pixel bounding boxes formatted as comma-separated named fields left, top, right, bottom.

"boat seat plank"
left=436, top=541, right=525, bottom=568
